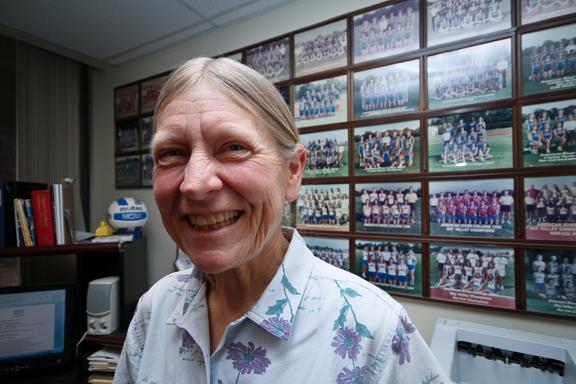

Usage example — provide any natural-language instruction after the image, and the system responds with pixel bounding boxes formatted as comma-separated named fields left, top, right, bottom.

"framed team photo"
left=301, top=129, right=349, bottom=178
left=521, top=23, right=576, bottom=96
left=115, top=155, right=141, bottom=188
left=116, top=120, right=139, bottom=153
left=278, top=86, right=290, bottom=107
left=355, top=182, right=422, bottom=235
left=354, top=120, right=420, bottom=175
left=525, top=175, right=576, bottom=241
left=295, top=19, right=348, bottom=77
left=246, top=37, right=290, bottom=83
left=282, top=201, right=292, bottom=227
left=429, top=244, right=515, bottom=309
left=429, top=178, right=515, bottom=238
left=142, top=154, right=154, bottom=187
left=114, top=84, right=139, bottom=118
left=427, top=108, right=513, bottom=173
left=521, top=0, right=576, bottom=25
left=140, top=117, right=154, bottom=150
left=140, top=75, right=167, bottom=114
left=352, top=0, right=420, bottom=64
left=353, top=60, right=420, bottom=120
left=427, top=39, right=512, bottom=110
left=355, top=240, right=423, bottom=297
left=296, top=184, right=349, bottom=232
left=522, top=99, right=576, bottom=167
left=427, top=0, right=511, bottom=47
left=525, top=249, right=576, bottom=317
left=294, top=75, right=347, bottom=128
left=304, top=236, right=350, bottom=272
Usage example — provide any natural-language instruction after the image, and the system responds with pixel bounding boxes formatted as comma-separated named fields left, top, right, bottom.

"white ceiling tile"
left=107, top=22, right=214, bottom=65
left=178, top=0, right=254, bottom=18
left=211, top=0, right=291, bottom=26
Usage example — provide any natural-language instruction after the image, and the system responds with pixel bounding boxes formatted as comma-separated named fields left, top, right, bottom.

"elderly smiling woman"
left=113, top=58, right=448, bottom=384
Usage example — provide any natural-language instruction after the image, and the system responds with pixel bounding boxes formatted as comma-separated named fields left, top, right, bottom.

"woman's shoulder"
left=138, top=269, right=199, bottom=310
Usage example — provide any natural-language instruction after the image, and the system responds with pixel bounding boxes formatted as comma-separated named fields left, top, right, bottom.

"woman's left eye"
left=227, top=143, right=246, bottom=151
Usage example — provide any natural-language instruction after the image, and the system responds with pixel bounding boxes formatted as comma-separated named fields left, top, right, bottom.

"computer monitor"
left=0, top=284, right=74, bottom=377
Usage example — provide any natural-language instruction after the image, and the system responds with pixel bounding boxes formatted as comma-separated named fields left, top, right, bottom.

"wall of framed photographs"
left=113, top=0, right=576, bottom=320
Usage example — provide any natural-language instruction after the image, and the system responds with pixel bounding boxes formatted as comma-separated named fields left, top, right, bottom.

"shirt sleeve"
left=113, top=296, right=149, bottom=384
left=377, top=309, right=451, bottom=384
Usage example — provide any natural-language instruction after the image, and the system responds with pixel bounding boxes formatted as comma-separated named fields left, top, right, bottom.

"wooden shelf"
left=0, top=242, right=124, bottom=258
left=85, top=332, right=126, bottom=348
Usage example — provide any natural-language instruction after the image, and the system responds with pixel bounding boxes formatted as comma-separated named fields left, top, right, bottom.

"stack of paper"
left=87, top=347, right=120, bottom=383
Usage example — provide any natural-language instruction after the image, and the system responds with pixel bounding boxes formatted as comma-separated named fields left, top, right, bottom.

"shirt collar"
left=247, top=228, right=314, bottom=342
left=168, top=228, right=315, bottom=343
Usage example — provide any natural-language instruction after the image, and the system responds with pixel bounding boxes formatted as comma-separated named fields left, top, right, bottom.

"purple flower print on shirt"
left=332, top=327, right=362, bottom=360
left=262, top=316, right=292, bottom=341
left=336, top=366, right=366, bottom=384
left=391, top=315, right=416, bottom=365
left=226, top=341, right=271, bottom=375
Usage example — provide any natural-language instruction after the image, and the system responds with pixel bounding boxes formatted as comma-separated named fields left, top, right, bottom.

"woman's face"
left=152, top=82, right=303, bottom=274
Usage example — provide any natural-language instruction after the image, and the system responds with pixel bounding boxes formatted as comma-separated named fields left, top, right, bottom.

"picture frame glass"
left=521, top=98, right=576, bottom=167
left=427, top=108, right=513, bottom=173
left=524, top=249, right=576, bottom=317
left=521, top=0, right=576, bottom=25
left=356, top=240, right=423, bottom=296
left=521, top=23, right=576, bottom=96
left=355, top=182, right=422, bottom=235
left=429, top=178, right=515, bottom=238
left=297, top=184, right=349, bottom=232
left=353, top=60, right=420, bottom=120
left=115, top=155, right=141, bottom=188
left=142, top=154, right=153, bottom=187
left=427, top=0, right=511, bottom=47
left=114, top=84, right=139, bottom=118
left=246, top=37, right=290, bottom=83
left=524, top=175, right=576, bottom=241
left=295, top=19, right=348, bottom=77
left=140, top=75, right=167, bottom=114
left=116, top=120, right=140, bottom=153
left=302, top=129, right=349, bottom=178
left=354, top=120, right=420, bottom=175
left=294, top=75, right=348, bottom=128
left=427, top=39, right=512, bottom=110
left=353, top=0, right=420, bottom=64
left=429, top=244, right=516, bottom=309
left=304, top=236, right=350, bottom=272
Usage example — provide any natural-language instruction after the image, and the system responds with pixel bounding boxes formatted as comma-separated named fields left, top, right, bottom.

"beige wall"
left=90, top=0, right=575, bottom=343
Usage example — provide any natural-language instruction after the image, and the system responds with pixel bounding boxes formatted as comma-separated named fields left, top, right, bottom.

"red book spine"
left=31, top=189, right=55, bottom=246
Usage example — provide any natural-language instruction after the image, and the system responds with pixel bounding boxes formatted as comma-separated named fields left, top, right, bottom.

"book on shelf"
left=14, top=198, right=34, bottom=246
left=0, top=180, right=47, bottom=247
left=52, top=183, right=75, bottom=245
left=31, top=189, right=55, bottom=246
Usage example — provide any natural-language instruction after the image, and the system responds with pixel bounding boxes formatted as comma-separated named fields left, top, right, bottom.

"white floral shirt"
left=113, top=229, right=449, bottom=384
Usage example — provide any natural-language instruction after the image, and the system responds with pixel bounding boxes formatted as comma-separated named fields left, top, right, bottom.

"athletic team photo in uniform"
left=354, top=120, right=420, bottom=175
left=429, top=244, right=516, bottom=309
left=427, top=38, right=512, bottom=110
left=294, top=19, right=348, bottom=77
left=355, top=240, right=423, bottom=297
left=524, top=175, right=576, bottom=241
left=429, top=178, right=515, bottom=238
left=353, top=60, right=420, bottom=120
left=355, top=182, right=422, bottom=235
left=294, top=75, right=348, bottom=128
left=525, top=249, right=576, bottom=317
left=352, top=0, right=420, bottom=64
left=246, top=37, right=290, bottom=83
left=522, top=98, right=576, bottom=167
left=427, top=108, right=513, bottom=172
left=521, top=23, right=576, bottom=96
left=301, top=129, right=349, bottom=178
left=297, top=184, right=350, bottom=232
left=521, top=0, right=576, bottom=25
left=304, top=236, right=350, bottom=272
left=427, top=0, right=511, bottom=47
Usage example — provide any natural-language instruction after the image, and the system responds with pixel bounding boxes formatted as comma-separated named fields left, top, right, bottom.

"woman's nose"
left=179, top=153, right=223, bottom=199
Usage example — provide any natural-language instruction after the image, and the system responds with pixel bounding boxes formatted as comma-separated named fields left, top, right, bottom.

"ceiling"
left=0, top=0, right=299, bottom=68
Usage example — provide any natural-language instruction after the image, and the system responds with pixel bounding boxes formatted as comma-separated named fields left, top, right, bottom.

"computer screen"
left=0, top=284, right=73, bottom=376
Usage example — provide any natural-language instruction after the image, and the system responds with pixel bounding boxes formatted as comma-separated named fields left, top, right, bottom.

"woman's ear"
left=285, top=144, right=307, bottom=202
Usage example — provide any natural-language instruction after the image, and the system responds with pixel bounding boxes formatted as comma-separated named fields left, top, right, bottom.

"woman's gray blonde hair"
left=154, top=57, right=299, bottom=159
